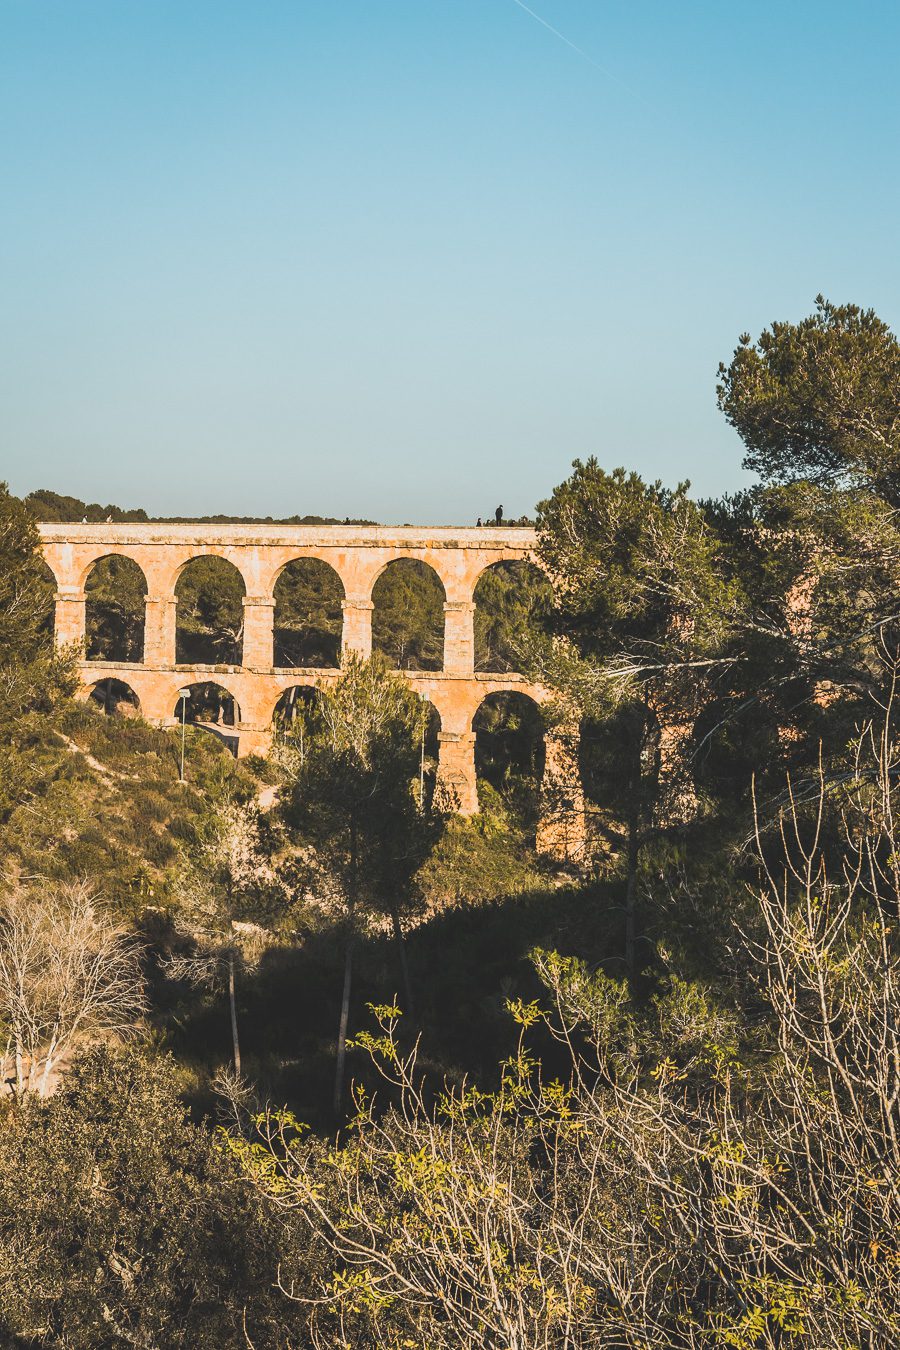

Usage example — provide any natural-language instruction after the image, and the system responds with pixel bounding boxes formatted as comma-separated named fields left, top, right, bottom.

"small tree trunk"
left=228, top=947, right=241, bottom=1077
left=14, top=1034, right=24, bottom=1102
left=624, top=717, right=646, bottom=981
left=390, top=904, right=416, bottom=1020
left=40, top=1034, right=58, bottom=1097
left=334, top=815, right=358, bottom=1120
left=624, top=815, right=640, bottom=980
left=333, top=923, right=354, bottom=1119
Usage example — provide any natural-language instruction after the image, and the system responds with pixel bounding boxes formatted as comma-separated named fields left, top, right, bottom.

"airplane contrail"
left=507, top=0, right=607, bottom=73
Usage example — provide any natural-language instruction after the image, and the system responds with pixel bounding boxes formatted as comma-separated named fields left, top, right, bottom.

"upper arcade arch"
left=33, top=558, right=57, bottom=649
left=84, top=554, right=148, bottom=663
left=473, top=559, right=552, bottom=673
left=372, top=557, right=446, bottom=671
left=175, top=556, right=246, bottom=667
left=273, top=558, right=344, bottom=669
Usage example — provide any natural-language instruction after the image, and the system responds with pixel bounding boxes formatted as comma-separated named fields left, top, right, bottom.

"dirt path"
left=54, top=732, right=132, bottom=783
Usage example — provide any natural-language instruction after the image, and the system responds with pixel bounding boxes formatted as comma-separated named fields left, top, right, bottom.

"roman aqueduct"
left=40, top=522, right=584, bottom=851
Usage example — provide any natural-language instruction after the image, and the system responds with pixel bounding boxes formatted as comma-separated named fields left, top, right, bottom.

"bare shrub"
left=232, top=709, right=900, bottom=1347
left=0, top=879, right=145, bottom=1098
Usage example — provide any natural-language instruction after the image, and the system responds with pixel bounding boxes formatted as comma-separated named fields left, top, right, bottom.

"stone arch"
left=371, top=557, right=445, bottom=671
left=87, top=677, right=142, bottom=717
left=34, top=558, right=57, bottom=648
left=272, top=683, right=321, bottom=741
left=173, top=680, right=241, bottom=725
left=174, top=556, right=246, bottom=666
left=473, top=559, right=552, bottom=673
left=690, top=695, right=778, bottom=804
left=84, top=554, right=148, bottom=663
left=473, top=689, right=545, bottom=820
left=273, top=558, right=344, bottom=669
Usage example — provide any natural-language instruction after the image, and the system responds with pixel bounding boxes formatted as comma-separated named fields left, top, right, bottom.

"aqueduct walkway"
left=40, top=523, right=581, bottom=833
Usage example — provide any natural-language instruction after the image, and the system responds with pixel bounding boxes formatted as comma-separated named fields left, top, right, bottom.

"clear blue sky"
left=2, top=1, right=898, bottom=523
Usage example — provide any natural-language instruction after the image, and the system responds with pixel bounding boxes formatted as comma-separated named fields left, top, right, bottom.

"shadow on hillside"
left=157, top=878, right=626, bottom=1131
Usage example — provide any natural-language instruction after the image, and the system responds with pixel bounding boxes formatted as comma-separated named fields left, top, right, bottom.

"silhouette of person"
left=476, top=516, right=482, bottom=527
left=495, top=504, right=503, bottom=526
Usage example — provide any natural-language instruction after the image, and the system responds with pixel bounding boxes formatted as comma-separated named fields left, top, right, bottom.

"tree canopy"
left=718, top=295, right=900, bottom=501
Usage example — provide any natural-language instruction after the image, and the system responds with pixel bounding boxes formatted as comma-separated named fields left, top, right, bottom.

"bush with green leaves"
left=0, top=1046, right=315, bottom=1349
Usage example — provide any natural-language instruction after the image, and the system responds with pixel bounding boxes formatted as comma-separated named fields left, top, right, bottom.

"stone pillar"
left=241, top=596, right=275, bottom=671
left=442, top=601, right=475, bottom=674
left=342, top=599, right=373, bottom=660
left=435, top=731, right=478, bottom=815
left=54, top=588, right=86, bottom=651
left=536, top=725, right=587, bottom=862
left=143, top=596, right=177, bottom=667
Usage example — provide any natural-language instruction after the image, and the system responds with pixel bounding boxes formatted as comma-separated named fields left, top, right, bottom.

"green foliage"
left=536, top=460, right=741, bottom=682
left=0, top=1046, right=309, bottom=1348
left=0, top=483, right=74, bottom=718
left=23, top=488, right=376, bottom=526
left=283, top=654, right=440, bottom=912
left=718, top=295, right=900, bottom=501
left=281, top=654, right=445, bottom=1111
left=24, top=489, right=149, bottom=523
left=0, top=483, right=77, bottom=825
left=0, top=701, right=257, bottom=913
left=533, top=461, right=750, bottom=970
left=414, top=795, right=543, bottom=911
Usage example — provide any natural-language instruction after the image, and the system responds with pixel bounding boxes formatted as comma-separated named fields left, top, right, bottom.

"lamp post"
left=177, top=688, right=191, bottom=782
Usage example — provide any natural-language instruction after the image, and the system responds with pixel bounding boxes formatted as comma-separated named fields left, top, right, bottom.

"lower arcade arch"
left=273, top=685, right=440, bottom=805
left=35, top=559, right=57, bottom=649
left=473, top=560, right=552, bottom=673
left=87, top=678, right=141, bottom=716
left=371, top=558, right=445, bottom=671
left=416, top=698, right=441, bottom=810
left=272, top=684, right=320, bottom=741
left=689, top=696, right=780, bottom=804
left=473, top=691, right=545, bottom=819
left=85, top=555, right=147, bottom=663
left=273, top=559, right=344, bottom=668
left=173, top=681, right=241, bottom=730
left=175, top=557, right=245, bottom=666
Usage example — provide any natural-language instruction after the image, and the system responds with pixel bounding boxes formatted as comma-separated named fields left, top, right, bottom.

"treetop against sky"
left=2, top=1, right=899, bottom=523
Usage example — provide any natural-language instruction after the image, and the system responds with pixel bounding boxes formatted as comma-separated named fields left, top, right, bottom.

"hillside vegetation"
left=4, top=299, right=900, bottom=1347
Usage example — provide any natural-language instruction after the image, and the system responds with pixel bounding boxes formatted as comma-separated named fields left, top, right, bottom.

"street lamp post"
left=177, top=688, right=191, bottom=782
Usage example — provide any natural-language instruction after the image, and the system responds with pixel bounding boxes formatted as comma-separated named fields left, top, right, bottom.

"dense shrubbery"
left=0, top=1048, right=314, bottom=1348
